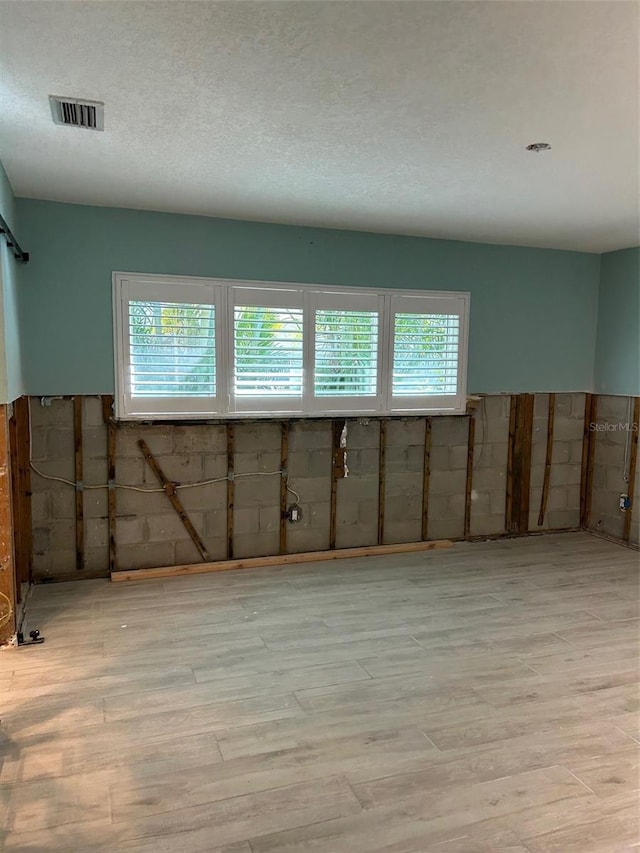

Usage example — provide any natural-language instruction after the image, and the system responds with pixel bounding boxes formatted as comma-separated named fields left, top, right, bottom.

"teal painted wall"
left=0, top=163, right=24, bottom=403
left=16, top=198, right=601, bottom=396
left=594, top=247, right=640, bottom=396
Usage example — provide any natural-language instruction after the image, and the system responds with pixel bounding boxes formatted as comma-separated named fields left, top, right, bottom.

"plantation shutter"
left=309, top=291, right=384, bottom=413
left=389, top=294, right=468, bottom=412
left=117, top=277, right=221, bottom=417
left=230, top=285, right=305, bottom=413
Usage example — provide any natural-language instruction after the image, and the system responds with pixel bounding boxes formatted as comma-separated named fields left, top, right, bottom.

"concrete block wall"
left=469, top=395, right=509, bottom=537
left=590, top=395, right=640, bottom=544
left=28, top=392, right=598, bottom=579
left=529, top=393, right=585, bottom=531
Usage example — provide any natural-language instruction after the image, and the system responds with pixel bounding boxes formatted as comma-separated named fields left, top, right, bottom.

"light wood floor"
left=1, top=532, right=638, bottom=852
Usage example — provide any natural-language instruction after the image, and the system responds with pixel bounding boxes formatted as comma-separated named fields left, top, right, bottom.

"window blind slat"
left=129, top=300, right=216, bottom=399
left=314, top=309, right=378, bottom=397
left=392, top=312, right=459, bottom=397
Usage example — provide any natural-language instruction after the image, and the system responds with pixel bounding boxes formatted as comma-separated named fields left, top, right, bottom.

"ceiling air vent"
left=49, top=96, right=104, bottom=131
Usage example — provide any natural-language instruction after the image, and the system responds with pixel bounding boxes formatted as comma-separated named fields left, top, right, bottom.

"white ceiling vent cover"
left=49, top=96, right=104, bottom=131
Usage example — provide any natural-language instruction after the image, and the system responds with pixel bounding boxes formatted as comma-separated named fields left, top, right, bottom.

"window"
left=114, top=273, right=469, bottom=419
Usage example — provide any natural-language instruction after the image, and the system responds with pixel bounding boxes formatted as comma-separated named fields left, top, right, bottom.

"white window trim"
left=113, top=272, right=470, bottom=420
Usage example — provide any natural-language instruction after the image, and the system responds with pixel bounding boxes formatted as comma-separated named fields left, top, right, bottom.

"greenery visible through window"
left=129, top=300, right=215, bottom=397
left=234, top=306, right=303, bottom=396
left=315, top=310, right=378, bottom=396
left=115, top=274, right=469, bottom=418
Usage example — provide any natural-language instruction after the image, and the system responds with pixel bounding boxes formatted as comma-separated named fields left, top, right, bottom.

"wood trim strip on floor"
left=537, top=392, right=556, bottom=527
left=110, top=538, right=454, bottom=582
left=623, top=396, right=640, bottom=542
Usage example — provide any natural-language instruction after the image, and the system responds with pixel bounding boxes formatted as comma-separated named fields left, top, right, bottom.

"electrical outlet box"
left=287, top=504, right=302, bottom=523
left=619, top=494, right=631, bottom=512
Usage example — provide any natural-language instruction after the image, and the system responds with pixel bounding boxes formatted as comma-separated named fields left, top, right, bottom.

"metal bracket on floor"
left=17, top=629, right=45, bottom=647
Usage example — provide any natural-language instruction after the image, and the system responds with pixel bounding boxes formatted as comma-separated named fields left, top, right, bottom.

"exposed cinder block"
left=83, top=427, right=108, bottom=459
left=204, top=508, right=227, bottom=537
left=259, top=506, right=280, bottom=533
left=356, top=499, right=379, bottom=526
left=449, top=445, right=469, bottom=470
left=336, top=501, right=359, bottom=526
left=235, top=451, right=281, bottom=475
left=546, top=508, right=580, bottom=529
left=30, top=397, right=72, bottom=428
left=335, top=522, right=377, bottom=549
left=203, top=454, right=228, bottom=480
left=84, top=396, right=106, bottom=427
left=386, top=494, right=422, bottom=523
left=481, top=395, right=510, bottom=420
left=286, top=477, right=331, bottom=504
left=147, top=511, right=205, bottom=543
left=176, top=537, right=226, bottom=565
left=173, top=425, right=226, bottom=454
left=84, top=546, right=109, bottom=575
left=234, top=475, right=279, bottom=508
left=48, top=550, right=76, bottom=573
left=117, top=487, right=167, bottom=517
left=287, top=526, right=330, bottom=554
left=115, top=516, right=148, bottom=545
left=429, top=469, right=466, bottom=495
left=233, top=531, right=280, bottom=559
left=50, top=488, right=76, bottom=520
left=386, top=418, right=425, bottom=447
left=289, top=422, right=332, bottom=451
left=551, top=442, right=570, bottom=464
left=348, top=448, right=379, bottom=476
left=383, top=520, right=422, bottom=544
left=153, top=454, right=204, bottom=483
left=180, top=481, right=226, bottom=514
left=118, top=425, right=173, bottom=457
left=85, top=517, right=108, bottom=549
left=469, top=515, right=505, bottom=536
left=30, top=428, right=48, bottom=462
left=472, top=468, right=506, bottom=492
left=431, top=416, right=469, bottom=446
left=597, top=395, right=630, bottom=421
left=115, top=458, right=146, bottom=486
left=235, top=422, right=281, bottom=453
left=84, top=458, right=108, bottom=487
left=345, top=420, right=381, bottom=449
left=427, top=517, right=464, bottom=540
left=233, top=508, right=260, bottom=535
left=119, top=542, right=176, bottom=570
left=385, top=472, right=422, bottom=498
left=553, top=417, right=584, bottom=442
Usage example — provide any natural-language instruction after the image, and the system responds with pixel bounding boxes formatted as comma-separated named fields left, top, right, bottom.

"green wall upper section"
left=16, top=198, right=601, bottom=396
left=594, top=247, right=640, bottom=396
left=0, top=163, right=23, bottom=403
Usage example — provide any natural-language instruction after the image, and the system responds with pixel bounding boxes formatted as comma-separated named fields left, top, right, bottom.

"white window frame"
left=113, top=272, right=470, bottom=420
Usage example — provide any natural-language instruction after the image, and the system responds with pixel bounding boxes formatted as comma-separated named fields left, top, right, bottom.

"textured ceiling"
left=1, top=1, right=638, bottom=252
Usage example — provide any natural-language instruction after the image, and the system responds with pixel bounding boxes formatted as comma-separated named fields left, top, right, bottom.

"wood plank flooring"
left=0, top=532, right=638, bottom=852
